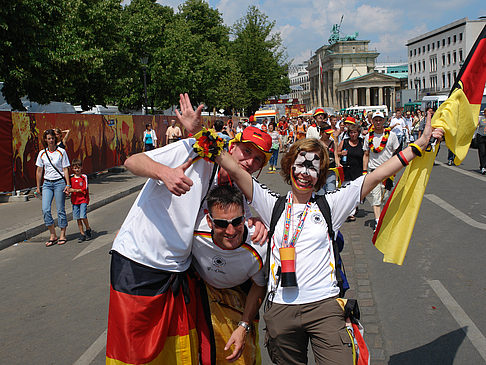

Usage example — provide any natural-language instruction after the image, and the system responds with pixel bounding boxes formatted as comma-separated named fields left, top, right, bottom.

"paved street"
left=1, top=143, right=485, bottom=364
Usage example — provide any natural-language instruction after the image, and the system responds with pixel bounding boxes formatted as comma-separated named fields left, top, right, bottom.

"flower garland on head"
left=192, top=128, right=225, bottom=162
left=368, top=126, right=391, bottom=153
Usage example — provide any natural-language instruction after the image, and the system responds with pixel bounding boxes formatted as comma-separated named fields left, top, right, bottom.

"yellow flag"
left=373, top=25, right=486, bottom=265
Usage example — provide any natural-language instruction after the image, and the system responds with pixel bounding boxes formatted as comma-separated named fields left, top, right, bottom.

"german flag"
left=373, top=25, right=486, bottom=265
left=106, top=251, right=215, bottom=364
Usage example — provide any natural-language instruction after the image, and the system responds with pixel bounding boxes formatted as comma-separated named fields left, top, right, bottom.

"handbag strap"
left=44, top=148, right=66, bottom=181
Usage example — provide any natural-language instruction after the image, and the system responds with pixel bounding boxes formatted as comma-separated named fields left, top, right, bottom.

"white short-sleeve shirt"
left=250, top=176, right=364, bottom=304
left=35, top=148, right=70, bottom=180
left=192, top=214, right=266, bottom=289
left=363, top=131, right=400, bottom=170
left=111, top=139, right=214, bottom=271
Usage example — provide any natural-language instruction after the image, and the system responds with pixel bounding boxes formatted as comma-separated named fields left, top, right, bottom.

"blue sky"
left=154, top=0, right=486, bottom=65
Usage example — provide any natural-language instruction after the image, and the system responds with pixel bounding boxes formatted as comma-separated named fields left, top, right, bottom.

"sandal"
left=346, top=215, right=356, bottom=222
left=45, top=239, right=58, bottom=247
left=57, top=239, right=67, bottom=245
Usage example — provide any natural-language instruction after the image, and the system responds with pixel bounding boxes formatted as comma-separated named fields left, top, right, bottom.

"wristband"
left=397, top=151, right=409, bottom=166
left=409, top=143, right=423, bottom=157
left=66, top=185, right=71, bottom=187
left=362, top=170, right=368, bottom=175
left=238, top=321, right=251, bottom=333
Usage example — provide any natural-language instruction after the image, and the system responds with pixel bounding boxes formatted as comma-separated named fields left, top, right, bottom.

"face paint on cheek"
left=290, top=170, right=313, bottom=191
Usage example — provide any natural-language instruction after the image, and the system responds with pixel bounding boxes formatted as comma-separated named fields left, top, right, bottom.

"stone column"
left=353, top=88, right=358, bottom=106
left=365, top=87, right=371, bottom=106
left=378, top=87, right=383, bottom=105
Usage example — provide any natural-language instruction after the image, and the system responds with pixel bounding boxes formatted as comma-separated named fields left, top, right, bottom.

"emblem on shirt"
left=311, top=212, right=323, bottom=224
left=212, top=256, right=226, bottom=267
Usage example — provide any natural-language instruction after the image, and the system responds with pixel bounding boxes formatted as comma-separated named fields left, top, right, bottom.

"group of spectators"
left=105, top=93, right=444, bottom=365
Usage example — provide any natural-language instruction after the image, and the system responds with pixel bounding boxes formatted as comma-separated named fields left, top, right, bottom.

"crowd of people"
left=104, top=93, right=445, bottom=365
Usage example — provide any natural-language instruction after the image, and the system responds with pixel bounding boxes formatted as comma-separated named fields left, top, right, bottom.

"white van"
left=421, top=95, right=448, bottom=112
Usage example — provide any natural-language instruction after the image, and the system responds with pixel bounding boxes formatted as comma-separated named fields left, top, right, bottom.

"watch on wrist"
left=238, top=321, right=251, bottom=333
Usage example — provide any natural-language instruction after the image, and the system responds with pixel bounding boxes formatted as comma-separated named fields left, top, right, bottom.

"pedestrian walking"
left=268, top=122, right=280, bottom=172
left=69, top=159, right=92, bottom=242
left=35, top=129, right=70, bottom=246
left=165, top=119, right=182, bottom=145
left=143, top=123, right=157, bottom=151
left=477, top=108, right=486, bottom=174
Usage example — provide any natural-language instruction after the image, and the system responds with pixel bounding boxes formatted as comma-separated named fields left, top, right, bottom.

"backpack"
left=263, top=194, right=349, bottom=298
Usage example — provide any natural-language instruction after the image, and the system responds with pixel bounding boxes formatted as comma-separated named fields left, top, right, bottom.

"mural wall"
left=0, top=111, right=227, bottom=192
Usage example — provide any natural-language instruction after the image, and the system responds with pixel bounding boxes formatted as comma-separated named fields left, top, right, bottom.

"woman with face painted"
left=177, top=95, right=444, bottom=365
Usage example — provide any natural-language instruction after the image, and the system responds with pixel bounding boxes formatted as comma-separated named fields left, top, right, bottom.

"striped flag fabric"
left=373, top=25, right=486, bottom=265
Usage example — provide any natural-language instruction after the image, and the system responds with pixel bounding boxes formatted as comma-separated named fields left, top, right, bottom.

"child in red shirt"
left=69, top=159, right=92, bottom=242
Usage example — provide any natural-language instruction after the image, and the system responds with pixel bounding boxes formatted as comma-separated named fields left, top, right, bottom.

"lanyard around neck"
left=282, top=192, right=312, bottom=248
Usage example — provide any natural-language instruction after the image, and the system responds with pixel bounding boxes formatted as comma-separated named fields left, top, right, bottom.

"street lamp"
left=140, top=56, right=149, bottom=115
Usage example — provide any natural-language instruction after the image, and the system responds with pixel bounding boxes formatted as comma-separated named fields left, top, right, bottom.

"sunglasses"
left=209, top=214, right=244, bottom=229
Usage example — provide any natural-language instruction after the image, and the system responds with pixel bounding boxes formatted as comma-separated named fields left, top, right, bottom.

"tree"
left=231, top=6, right=290, bottom=115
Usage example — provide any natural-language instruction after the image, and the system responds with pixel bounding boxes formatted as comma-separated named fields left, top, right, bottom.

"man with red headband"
left=106, top=94, right=272, bottom=365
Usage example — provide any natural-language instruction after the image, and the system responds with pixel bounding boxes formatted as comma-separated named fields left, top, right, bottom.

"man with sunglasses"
left=106, top=94, right=272, bottom=365
left=192, top=185, right=267, bottom=364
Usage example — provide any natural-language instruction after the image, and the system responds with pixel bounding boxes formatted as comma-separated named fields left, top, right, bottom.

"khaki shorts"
left=263, top=297, right=353, bottom=365
left=370, top=182, right=389, bottom=206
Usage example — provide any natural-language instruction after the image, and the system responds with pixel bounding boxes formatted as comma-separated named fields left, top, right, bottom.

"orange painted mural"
left=1, top=112, right=228, bottom=192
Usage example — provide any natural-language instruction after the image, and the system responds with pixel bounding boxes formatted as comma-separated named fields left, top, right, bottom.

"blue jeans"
left=42, top=179, right=67, bottom=228
left=269, top=149, right=279, bottom=167
left=73, top=203, right=87, bottom=220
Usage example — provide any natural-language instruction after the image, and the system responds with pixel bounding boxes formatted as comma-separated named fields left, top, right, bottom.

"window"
left=453, top=51, right=456, bottom=64
left=414, top=63, right=417, bottom=73
left=430, top=56, right=437, bottom=72
left=442, top=73, right=446, bottom=88
left=459, top=49, right=463, bottom=62
left=442, top=39, right=445, bottom=47
left=447, top=37, right=451, bottom=45
left=453, top=35, right=456, bottom=43
left=453, top=71, right=457, bottom=81
left=410, top=81, right=413, bottom=89
left=423, top=60, right=426, bottom=70
left=418, top=48, right=421, bottom=55
left=447, top=73, right=451, bottom=88
left=432, top=43, right=435, bottom=50
left=422, top=78, right=426, bottom=88
left=410, top=65, right=412, bottom=73
left=418, top=62, right=421, bottom=72
left=459, top=33, right=463, bottom=41
left=410, top=50, right=412, bottom=57
left=442, top=54, right=446, bottom=66
left=414, top=49, right=417, bottom=56
left=427, top=44, right=430, bottom=52
left=447, top=53, right=451, bottom=65
left=423, top=45, right=426, bottom=53
left=437, top=41, right=440, bottom=48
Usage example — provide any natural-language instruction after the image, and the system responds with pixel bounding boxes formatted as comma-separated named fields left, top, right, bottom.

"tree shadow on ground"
left=388, top=328, right=467, bottom=365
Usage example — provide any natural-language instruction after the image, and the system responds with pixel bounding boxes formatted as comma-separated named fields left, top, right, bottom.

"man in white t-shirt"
left=363, top=111, right=400, bottom=229
left=389, top=109, right=406, bottom=150
left=192, top=185, right=266, bottom=363
left=106, top=94, right=272, bottom=365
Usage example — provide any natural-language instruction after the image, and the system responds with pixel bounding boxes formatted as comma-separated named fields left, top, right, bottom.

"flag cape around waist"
left=204, top=283, right=261, bottom=365
left=372, top=25, right=486, bottom=265
left=106, top=251, right=215, bottom=365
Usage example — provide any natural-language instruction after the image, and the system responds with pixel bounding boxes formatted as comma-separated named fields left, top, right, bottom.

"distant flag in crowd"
left=319, top=55, right=323, bottom=84
left=373, top=25, right=486, bottom=265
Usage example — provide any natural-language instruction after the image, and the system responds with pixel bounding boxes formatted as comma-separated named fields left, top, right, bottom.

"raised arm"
left=124, top=153, right=193, bottom=196
left=214, top=151, right=254, bottom=202
left=361, top=110, right=443, bottom=201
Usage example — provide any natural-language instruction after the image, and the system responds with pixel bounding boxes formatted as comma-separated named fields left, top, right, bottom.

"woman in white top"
left=35, top=129, right=71, bottom=246
left=208, top=110, right=443, bottom=364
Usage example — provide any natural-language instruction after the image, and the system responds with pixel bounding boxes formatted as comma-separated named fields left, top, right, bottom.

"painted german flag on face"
left=106, top=252, right=215, bottom=365
left=373, top=25, right=486, bottom=265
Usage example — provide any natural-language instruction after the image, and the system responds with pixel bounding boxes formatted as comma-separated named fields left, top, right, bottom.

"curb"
left=0, top=182, right=145, bottom=251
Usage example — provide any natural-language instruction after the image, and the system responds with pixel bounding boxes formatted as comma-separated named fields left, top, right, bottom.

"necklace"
left=282, top=192, right=312, bottom=248
left=368, top=126, right=390, bottom=153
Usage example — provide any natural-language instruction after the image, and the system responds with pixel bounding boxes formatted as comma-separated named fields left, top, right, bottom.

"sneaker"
left=85, top=229, right=92, bottom=240
left=447, top=160, right=453, bottom=166
left=78, top=234, right=86, bottom=242
left=481, top=168, right=486, bottom=175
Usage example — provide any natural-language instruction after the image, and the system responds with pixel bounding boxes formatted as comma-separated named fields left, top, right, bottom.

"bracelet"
left=397, top=151, right=409, bottom=166
left=362, top=170, right=368, bottom=175
left=238, top=321, right=251, bottom=333
left=192, top=128, right=225, bottom=162
left=66, top=185, right=71, bottom=187
left=409, top=143, right=423, bottom=157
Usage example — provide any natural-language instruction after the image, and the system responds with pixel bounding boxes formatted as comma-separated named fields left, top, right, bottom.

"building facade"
left=288, top=62, right=310, bottom=105
left=406, top=17, right=486, bottom=99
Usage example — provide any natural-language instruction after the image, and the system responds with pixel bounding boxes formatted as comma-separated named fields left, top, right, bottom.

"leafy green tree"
left=0, top=0, right=66, bottom=110
left=231, top=6, right=290, bottom=115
